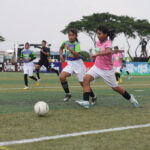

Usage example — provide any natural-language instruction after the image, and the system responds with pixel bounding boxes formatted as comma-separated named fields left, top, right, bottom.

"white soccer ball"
left=34, top=101, right=49, bottom=116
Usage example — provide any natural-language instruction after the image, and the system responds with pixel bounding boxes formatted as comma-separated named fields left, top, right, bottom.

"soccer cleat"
left=76, top=100, right=91, bottom=109
left=129, top=94, right=139, bottom=108
left=35, top=81, right=40, bottom=86
left=23, top=86, right=29, bottom=90
left=35, top=78, right=40, bottom=86
left=55, top=70, right=60, bottom=76
left=127, top=76, right=133, bottom=80
left=118, top=78, right=123, bottom=84
left=91, top=96, right=97, bottom=106
left=64, top=93, right=72, bottom=102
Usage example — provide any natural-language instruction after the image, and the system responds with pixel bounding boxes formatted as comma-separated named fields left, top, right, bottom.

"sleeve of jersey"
left=60, top=41, right=66, bottom=49
left=46, top=48, right=50, bottom=53
left=75, top=44, right=81, bottom=53
left=20, top=52, right=23, bottom=59
left=105, top=40, right=112, bottom=49
left=31, top=52, right=36, bottom=60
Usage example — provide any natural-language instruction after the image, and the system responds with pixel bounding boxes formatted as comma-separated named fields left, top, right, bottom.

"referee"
left=35, top=40, right=59, bottom=80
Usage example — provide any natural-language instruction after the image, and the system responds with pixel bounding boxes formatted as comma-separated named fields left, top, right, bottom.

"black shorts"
left=37, top=60, right=51, bottom=69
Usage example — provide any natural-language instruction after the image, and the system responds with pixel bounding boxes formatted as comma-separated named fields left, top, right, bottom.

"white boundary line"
left=0, top=123, right=150, bottom=146
left=0, top=83, right=150, bottom=91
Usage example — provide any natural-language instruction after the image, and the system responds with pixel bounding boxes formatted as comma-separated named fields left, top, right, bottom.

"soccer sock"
left=118, top=73, right=121, bottom=79
left=115, top=73, right=119, bottom=81
left=83, top=92, right=90, bottom=101
left=115, top=73, right=121, bottom=81
left=30, top=76, right=38, bottom=81
left=126, top=71, right=130, bottom=75
left=24, top=74, right=28, bottom=87
left=50, top=68, right=59, bottom=75
left=36, top=69, right=40, bottom=79
left=61, top=81, right=70, bottom=94
left=122, top=91, right=131, bottom=100
left=89, top=89, right=95, bottom=98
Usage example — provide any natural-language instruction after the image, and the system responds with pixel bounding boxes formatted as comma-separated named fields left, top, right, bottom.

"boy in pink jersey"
left=112, top=46, right=123, bottom=83
left=76, top=26, right=139, bottom=109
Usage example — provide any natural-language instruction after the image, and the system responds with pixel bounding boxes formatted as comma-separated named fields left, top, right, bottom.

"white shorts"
left=86, top=65, right=118, bottom=88
left=23, top=62, right=34, bottom=76
left=63, top=59, right=86, bottom=82
left=113, top=67, right=121, bottom=73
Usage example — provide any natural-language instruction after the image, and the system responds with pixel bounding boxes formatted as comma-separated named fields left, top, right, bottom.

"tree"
left=118, top=16, right=136, bottom=60
left=62, top=12, right=150, bottom=59
left=134, top=19, right=150, bottom=57
left=62, top=13, right=122, bottom=46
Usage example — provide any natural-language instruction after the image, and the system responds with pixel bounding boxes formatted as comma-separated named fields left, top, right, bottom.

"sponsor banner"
left=62, top=62, right=150, bottom=75
left=3, top=63, right=16, bottom=72
left=2, top=62, right=150, bottom=75
left=126, top=62, right=150, bottom=75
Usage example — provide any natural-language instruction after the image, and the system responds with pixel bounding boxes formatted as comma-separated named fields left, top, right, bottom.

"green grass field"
left=0, top=72, right=149, bottom=150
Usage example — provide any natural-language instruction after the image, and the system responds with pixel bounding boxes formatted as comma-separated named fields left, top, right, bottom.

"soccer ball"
left=34, top=101, right=49, bottom=116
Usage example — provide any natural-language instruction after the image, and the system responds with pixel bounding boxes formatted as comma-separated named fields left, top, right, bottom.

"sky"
left=0, top=0, right=150, bottom=56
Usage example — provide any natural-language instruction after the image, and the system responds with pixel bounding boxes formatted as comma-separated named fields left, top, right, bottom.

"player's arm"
left=41, top=48, right=50, bottom=56
left=65, top=44, right=80, bottom=58
left=18, top=52, right=23, bottom=62
left=94, top=48, right=112, bottom=56
left=59, top=42, right=66, bottom=62
left=30, top=51, right=36, bottom=61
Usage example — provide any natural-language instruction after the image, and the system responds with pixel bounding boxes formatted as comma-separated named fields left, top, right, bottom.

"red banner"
left=62, top=62, right=95, bottom=71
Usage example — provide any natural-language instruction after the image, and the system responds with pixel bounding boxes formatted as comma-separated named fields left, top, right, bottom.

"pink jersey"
left=112, top=53, right=123, bottom=67
left=95, top=40, right=113, bottom=70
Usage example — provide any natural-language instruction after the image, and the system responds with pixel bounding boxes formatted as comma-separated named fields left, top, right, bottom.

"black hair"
left=114, top=46, right=119, bottom=49
left=68, top=29, right=79, bottom=42
left=25, top=42, right=30, bottom=46
left=96, top=25, right=116, bottom=41
left=42, top=40, right=47, bottom=44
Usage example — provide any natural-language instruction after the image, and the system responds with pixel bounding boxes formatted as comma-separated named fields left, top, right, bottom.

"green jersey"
left=20, top=49, right=36, bottom=63
left=60, top=41, right=81, bottom=57
left=148, top=58, right=150, bottom=64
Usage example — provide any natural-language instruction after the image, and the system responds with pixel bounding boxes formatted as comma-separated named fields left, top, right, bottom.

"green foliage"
left=62, top=12, right=150, bottom=58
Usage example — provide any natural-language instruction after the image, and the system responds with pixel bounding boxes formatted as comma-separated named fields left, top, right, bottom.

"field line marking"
left=0, top=83, right=150, bottom=91
left=0, top=123, right=150, bottom=146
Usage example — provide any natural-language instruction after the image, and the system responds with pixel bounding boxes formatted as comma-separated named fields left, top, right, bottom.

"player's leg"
left=35, top=61, right=42, bottom=80
left=23, top=66, right=29, bottom=90
left=50, top=68, right=59, bottom=76
left=44, top=62, right=59, bottom=76
left=76, top=74, right=95, bottom=108
left=126, top=70, right=132, bottom=80
left=77, top=72, right=97, bottom=105
left=101, top=69, right=139, bottom=107
left=60, top=71, right=72, bottom=102
left=116, top=67, right=123, bottom=83
left=28, top=66, right=39, bottom=86
left=112, top=86, right=139, bottom=107
left=76, top=66, right=98, bottom=108
left=24, top=74, right=28, bottom=89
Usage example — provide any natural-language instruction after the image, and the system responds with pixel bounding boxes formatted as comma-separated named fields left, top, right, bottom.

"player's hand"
left=26, top=58, right=31, bottom=62
left=60, top=55, right=65, bottom=62
left=65, top=45, right=70, bottom=50
left=92, top=54, right=97, bottom=59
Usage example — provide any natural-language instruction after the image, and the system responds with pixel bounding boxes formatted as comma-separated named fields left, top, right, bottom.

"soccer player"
left=76, top=26, right=139, bottom=108
left=20, top=43, right=39, bottom=90
left=112, top=46, right=123, bottom=83
left=59, top=29, right=96, bottom=102
left=35, top=40, right=59, bottom=80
